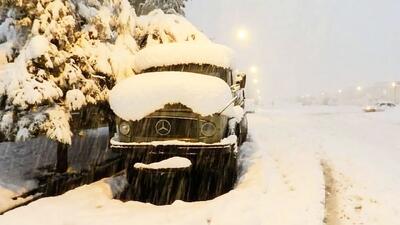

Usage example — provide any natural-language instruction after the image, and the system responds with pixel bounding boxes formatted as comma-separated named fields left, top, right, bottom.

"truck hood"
left=109, top=71, right=235, bottom=121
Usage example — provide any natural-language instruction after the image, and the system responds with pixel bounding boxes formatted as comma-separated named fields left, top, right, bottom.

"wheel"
left=236, top=114, right=248, bottom=146
left=240, top=114, right=248, bottom=143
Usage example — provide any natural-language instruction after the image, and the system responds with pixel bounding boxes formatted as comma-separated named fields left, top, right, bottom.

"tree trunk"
left=56, top=142, right=69, bottom=173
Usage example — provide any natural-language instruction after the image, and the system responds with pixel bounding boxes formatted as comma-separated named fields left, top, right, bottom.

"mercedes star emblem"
left=155, top=119, right=172, bottom=136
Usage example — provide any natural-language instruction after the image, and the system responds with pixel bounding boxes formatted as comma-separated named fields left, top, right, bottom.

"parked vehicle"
left=363, top=102, right=396, bottom=112
left=109, top=42, right=248, bottom=203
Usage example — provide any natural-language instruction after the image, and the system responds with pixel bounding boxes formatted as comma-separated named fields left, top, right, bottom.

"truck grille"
left=130, top=117, right=199, bottom=141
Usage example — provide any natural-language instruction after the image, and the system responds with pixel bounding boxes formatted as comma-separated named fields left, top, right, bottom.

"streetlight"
left=357, top=86, right=362, bottom=91
left=236, top=28, right=249, bottom=41
left=249, top=66, right=258, bottom=73
left=338, top=89, right=342, bottom=94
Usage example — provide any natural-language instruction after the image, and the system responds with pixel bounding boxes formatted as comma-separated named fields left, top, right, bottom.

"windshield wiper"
left=217, top=96, right=238, bottom=115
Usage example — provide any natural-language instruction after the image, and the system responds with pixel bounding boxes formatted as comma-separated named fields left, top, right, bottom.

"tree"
left=135, top=9, right=209, bottom=49
left=130, top=0, right=187, bottom=16
left=0, top=0, right=137, bottom=144
left=0, top=0, right=206, bottom=145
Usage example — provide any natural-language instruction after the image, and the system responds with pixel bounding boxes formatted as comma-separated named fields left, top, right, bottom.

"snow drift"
left=133, top=42, right=234, bottom=73
left=109, top=72, right=235, bottom=121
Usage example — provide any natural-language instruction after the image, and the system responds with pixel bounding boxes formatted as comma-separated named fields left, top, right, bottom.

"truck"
left=109, top=42, right=248, bottom=203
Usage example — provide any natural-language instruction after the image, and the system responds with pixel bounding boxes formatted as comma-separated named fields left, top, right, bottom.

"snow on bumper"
left=110, top=136, right=237, bottom=156
left=110, top=141, right=236, bottom=156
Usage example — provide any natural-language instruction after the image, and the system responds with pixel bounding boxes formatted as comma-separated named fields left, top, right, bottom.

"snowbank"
left=133, top=42, right=233, bottom=73
left=134, top=157, right=191, bottom=170
left=109, top=72, right=235, bottom=121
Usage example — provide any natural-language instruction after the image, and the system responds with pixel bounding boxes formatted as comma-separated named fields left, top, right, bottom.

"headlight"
left=119, top=122, right=131, bottom=136
left=201, top=122, right=216, bottom=137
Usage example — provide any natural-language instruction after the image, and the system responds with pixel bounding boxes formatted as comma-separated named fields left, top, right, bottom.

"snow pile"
left=134, top=157, right=191, bottom=170
left=109, top=72, right=235, bottom=121
left=133, top=42, right=234, bottom=73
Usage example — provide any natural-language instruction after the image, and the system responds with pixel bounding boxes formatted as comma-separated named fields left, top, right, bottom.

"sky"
left=185, top=0, right=400, bottom=102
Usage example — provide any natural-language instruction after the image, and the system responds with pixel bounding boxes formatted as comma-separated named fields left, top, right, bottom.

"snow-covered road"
left=1, top=105, right=399, bottom=225
left=256, top=105, right=400, bottom=225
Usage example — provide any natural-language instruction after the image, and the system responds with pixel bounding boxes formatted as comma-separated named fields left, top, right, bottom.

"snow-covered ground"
left=1, top=104, right=400, bottom=225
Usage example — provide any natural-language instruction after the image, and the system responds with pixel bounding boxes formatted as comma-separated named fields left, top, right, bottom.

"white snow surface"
left=109, top=72, right=235, bottom=121
left=65, top=89, right=86, bottom=110
left=24, top=35, right=50, bottom=60
left=134, top=157, right=192, bottom=170
left=2, top=105, right=400, bottom=225
left=133, top=42, right=234, bottom=73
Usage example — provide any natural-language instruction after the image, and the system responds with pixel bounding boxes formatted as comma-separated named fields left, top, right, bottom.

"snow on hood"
left=133, top=42, right=234, bottom=73
left=109, top=72, right=235, bottom=121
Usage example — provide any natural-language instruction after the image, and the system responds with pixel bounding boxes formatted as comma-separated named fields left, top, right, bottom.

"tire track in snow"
left=321, top=160, right=368, bottom=225
left=321, top=160, right=340, bottom=225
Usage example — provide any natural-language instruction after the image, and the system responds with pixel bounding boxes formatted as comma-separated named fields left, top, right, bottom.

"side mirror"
left=240, top=74, right=246, bottom=89
left=235, top=73, right=246, bottom=89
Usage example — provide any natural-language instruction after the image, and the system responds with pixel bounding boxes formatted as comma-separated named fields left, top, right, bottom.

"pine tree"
left=130, top=0, right=187, bottom=16
left=0, top=0, right=138, bottom=144
left=0, top=0, right=205, bottom=145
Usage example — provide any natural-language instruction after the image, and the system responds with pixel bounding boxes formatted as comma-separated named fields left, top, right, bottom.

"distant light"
left=249, top=66, right=258, bottom=73
left=321, top=92, right=325, bottom=96
left=236, top=28, right=249, bottom=41
left=253, top=79, right=258, bottom=84
left=392, top=82, right=397, bottom=87
left=357, top=86, right=362, bottom=91
left=338, top=89, right=343, bottom=94
left=256, top=89, right=261, bottom=94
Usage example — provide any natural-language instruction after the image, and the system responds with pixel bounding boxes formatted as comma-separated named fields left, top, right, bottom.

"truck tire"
left=240, top=114, right=248, bottom=143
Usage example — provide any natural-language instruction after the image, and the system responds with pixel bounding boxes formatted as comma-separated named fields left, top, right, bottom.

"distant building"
left=299, top=81, right=400, bottom=106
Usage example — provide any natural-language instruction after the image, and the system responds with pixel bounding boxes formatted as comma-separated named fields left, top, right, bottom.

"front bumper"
left=111, top=141, right=235, bottom=155
left=110, top=138, right=236, bottom=167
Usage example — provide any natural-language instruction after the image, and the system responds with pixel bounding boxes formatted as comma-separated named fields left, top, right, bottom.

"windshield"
left=144, top=64, right=232, bottom=85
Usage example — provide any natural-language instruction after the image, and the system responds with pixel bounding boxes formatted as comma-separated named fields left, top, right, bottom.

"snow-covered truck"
left=109, top=42, right=248, bottom=202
